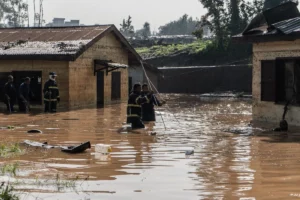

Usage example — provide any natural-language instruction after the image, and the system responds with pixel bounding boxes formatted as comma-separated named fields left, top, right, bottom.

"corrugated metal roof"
left=271, top=17, right=300, bottom=34
left=0, top=25, right=110, bottom=42
left=0, top=25, right=143, bottom=64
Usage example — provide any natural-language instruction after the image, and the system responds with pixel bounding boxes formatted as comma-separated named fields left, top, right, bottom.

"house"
left=232, top=0, right=300, bottom=125
left=0, top=25, right=154, bottom=110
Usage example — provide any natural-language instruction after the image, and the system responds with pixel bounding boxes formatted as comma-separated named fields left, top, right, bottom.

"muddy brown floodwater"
left=1, top=94, right=300, bottom=200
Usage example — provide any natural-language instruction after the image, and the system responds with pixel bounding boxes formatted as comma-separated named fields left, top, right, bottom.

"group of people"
left=4, top=72, right=162, bottom=129
left=127, top=83, right=166, bottom=129
left=3, top=72, right=60, bottom=113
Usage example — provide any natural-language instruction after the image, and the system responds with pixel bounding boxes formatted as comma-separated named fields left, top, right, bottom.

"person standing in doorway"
left=141, top=84, right=165, bottom=122
left=127, top=83, right=153, bottom=129
left=43, top=72, right=60, bottom=113
left=18, top=77, right=33, bottom=112
left=4, top=75, right=17, bottom=112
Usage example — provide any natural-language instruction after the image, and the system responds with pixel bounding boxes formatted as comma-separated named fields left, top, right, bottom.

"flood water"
left=0, top=94, right=300, bottom=200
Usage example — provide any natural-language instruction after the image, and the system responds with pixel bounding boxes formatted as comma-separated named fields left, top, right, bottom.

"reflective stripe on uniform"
left=127, top=114, right=140, bottom=118
left=145, top=96, right=150, bottom=103
left=128, top=104, right=141, bottom=108
left=135, top=96, right=141, bottom=104
left=44, top=98, right=57, bottom=102
left=49, top=86, right=58, bottom=89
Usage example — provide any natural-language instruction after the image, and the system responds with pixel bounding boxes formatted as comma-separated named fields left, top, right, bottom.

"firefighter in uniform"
left=127, top=83, right=153, bottom=129
left=43, top=72, right=60, bottom=112
left=141, top=84, right=165, bottom=122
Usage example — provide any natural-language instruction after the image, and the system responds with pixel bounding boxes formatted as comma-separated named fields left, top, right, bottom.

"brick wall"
left=253, top=40, right=300, bottom=125
left=68, top=32, right=129, bottom=109
left=0, top=60, right=69, bottom=108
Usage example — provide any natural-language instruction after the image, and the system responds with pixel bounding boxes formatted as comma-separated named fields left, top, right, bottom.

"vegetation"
left=120, top=16, right=135, bottom=38
left=0, top=143, right=23, bottom=158
left=158, top=14, right=198, bottom=36
left=0, top=0, right=28, bottom=27
left=136, top=40, right=211, bottom=59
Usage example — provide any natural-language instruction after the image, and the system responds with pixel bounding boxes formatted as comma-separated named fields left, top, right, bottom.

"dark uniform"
left=127, top=92, right=151, bottom=129
left=18, top=82, right=32, bottom=112
left=141, top=93, right=162, bottom=122
left=43, top=79, right=60, bottom=112
left=4, top=81, right=17, bottom=112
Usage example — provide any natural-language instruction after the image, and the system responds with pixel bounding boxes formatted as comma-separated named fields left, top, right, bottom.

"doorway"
left=97, top=71, right=104, bottom=106
left=111, top=72, right=121, bottom=100
left=12, top=71, right=42, bottom=105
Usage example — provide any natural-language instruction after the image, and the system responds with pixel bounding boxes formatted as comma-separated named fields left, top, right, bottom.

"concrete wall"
left=129, top=66, right=143, bottom=86
left=0, top=60, right=69, bottom=107
left=69, top=32, right=129, bottom=109
left=158, top=65, right=252, bottom=94
left=129, top=66, right=158, bottom=91
left=253, top=40, right=300, bottom=125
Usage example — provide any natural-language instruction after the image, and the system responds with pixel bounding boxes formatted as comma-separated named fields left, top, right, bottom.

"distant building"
left=46, top=18, right=81, bottom=27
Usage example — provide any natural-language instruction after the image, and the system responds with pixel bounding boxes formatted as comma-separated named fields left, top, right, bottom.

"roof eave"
left=232, top=32, right=300, bottom=44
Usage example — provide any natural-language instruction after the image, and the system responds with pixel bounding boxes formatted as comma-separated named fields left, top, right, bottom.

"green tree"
left=120, top=16, right=135, bottom=37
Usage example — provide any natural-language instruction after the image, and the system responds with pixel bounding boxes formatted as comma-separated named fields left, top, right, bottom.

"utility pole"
left=33, top=0, right=36, bottom=26
left=39, top=0, right=43, bottom=27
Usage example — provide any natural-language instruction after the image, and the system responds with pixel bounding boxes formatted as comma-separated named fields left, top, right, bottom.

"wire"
left=140, top=60, right=167, bottom=130
left=161, top=58, right=251, bottom=79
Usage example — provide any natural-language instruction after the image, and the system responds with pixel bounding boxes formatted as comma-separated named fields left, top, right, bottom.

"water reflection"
left=1, top=94, right=299, bottom=199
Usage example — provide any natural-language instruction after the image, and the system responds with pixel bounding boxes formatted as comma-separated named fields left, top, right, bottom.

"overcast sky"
left=27, top=0, right=206, bottom=31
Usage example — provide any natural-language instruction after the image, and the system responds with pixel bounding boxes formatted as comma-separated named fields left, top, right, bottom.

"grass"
left=0, top=184, right=19, bottom=200
left=1, top=163, right=19, bottom=177
left=0, top=143, right=23, bottom=158
left=135, top=40, right=211, bottom=59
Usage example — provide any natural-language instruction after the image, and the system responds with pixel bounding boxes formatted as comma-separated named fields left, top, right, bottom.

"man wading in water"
left=127, top=83, right=153, bottom=129
left=4, top=75, right=17, bottom=113
left=141, top=83, right=165, bottom=122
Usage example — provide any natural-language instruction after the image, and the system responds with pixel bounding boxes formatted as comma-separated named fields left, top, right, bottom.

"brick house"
left=0, top=25, right=151, bottom=109
left=232, top=1, right=300, bottom=125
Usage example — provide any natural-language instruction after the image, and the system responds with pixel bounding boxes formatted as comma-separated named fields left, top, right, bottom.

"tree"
left=198, top=0, right=228, bottom=49
left=198, top=0, right=264, bottom=49
left=158, top=14, right=198, bottom=35
left=142, top=22, right=151, bottom=38
left=0, top=0, right=28, bottom=27
left=120, top=16, right=135, bottom=37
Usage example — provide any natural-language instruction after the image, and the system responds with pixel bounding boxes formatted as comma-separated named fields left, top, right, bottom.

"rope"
left=140, top=60, right=167, bottom=130
left=141, top=61, right=181, bottom=125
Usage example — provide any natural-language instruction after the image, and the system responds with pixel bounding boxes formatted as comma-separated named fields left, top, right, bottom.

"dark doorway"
left=111, top=72, right=121, bottom=100
left=128, top=77, right=132, bottom=95
left=0, top=72, right=12, bottom=103
left=12, top=71, right=42, bottom=105
left=97, top=71, right=104, bottom=106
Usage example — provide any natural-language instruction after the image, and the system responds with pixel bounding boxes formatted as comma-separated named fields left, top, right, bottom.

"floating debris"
left=27, top=129, right=43, bottom=134
left=150, top=132, right=157, bottom=136
left=224, top=126, right=264, bottom=136
left=185, top=150, right=194, bottom=156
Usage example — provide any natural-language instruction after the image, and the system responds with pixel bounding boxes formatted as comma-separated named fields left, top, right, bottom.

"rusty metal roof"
left=0, top=25, right=110, bottom=42
left=0, top=25, right=142, bottom=63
